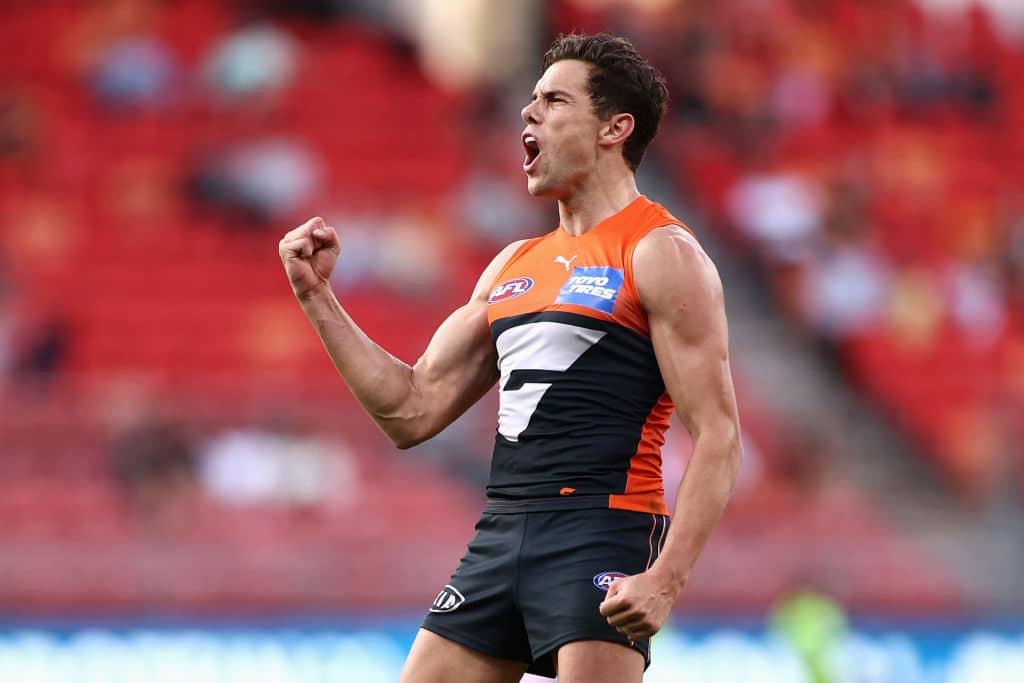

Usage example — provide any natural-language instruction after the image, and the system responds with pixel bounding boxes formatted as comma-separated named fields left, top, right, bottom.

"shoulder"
left=470, top=239, right=532, bottom=301
left=632, top=225, right=723, bottom=318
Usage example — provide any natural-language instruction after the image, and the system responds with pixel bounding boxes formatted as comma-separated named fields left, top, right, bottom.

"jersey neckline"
left=554, top=194, right=649, bottom=240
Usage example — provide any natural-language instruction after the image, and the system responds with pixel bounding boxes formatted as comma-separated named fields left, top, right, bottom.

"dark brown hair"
left=541, top=33, right=669, bottom=171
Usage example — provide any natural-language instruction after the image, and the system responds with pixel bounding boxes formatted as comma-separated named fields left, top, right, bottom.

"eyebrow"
left=531, top=89, right=573, bottom=101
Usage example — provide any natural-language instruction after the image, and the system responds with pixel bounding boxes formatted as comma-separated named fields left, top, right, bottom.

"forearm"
left=297, top=285, right=422, bottom=444
left=649, top=426, right=742, bottom=592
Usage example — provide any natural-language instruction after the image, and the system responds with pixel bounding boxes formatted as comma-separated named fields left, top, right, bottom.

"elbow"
left=381, top=416, right=432, bottom=450
left=371, top=396, right=430, bottom=450
left=382, top=423, right=425, bottom=450
left=699, top=417, right=743, bottom=481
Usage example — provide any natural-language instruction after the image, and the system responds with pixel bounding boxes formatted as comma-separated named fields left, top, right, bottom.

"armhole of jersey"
left=487, top=236, right=544, bottom=291
left=623, top=222, right=699, bottom=306
left=623, top=224, right=675, bottom=308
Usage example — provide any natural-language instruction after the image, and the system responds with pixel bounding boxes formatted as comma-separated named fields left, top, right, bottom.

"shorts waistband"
left=483, top=494, right=610, bottom=513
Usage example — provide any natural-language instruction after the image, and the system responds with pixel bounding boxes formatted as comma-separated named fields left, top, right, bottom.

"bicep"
left=405, top=239, right=527, bottom=438
left=411, top=299, right=498, bottom=418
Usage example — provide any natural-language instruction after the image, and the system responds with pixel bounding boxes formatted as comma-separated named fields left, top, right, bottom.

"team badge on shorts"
left=593, top=571, right=629, bottom=591
left=429, top=584, right=466, bottom=613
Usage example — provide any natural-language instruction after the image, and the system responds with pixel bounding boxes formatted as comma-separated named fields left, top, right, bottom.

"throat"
left=557, top=183, right=642, bottom=237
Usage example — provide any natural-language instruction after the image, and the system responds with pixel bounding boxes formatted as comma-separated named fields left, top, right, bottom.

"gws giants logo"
left=429, top=584, right=466, bottom=613
left=593, top=571, right=628, bottom=591
left=488, top=277, right=533, bottom=304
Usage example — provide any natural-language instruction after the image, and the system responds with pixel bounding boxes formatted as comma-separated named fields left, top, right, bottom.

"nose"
left=521, top=100, right=539, bottom=125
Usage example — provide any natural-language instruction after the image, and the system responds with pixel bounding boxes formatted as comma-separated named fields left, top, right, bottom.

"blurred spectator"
left=186, top=135, right=323, bottom=226
left=327, top=210, right=450, bottom=296
left=110, top=418, right=198, bottom=534
left=322, top=210, right=383, bottom=292
left=885, top=269, right=945, bottom=350
left=0, top=88, right=44, bottom=170
left=252, top=0, right=349, bottom=22
left=373, top=212, right=449, bottom=294
left=198, top=420, right=358, bottom=508
left=945, top=260, right=1005, bottom=348
left=770, top=586, right=848, bottom=683
left=805, top=181, right=890, bottom=341
left=61, top=0, right=164, bottom=93
left=726, top=164, right=824, bottom=263
left=91, top=35, right=179, bottom=110
left=202, top=20, right=298, bottom=102
left=11, top=317, right=70, bottom=392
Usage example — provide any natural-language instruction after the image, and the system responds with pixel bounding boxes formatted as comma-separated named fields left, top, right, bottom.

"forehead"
left=534, top=59, right=592, bottom=96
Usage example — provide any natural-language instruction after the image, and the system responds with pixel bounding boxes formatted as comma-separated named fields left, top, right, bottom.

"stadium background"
left=1, top=0, right=1023, bottom=680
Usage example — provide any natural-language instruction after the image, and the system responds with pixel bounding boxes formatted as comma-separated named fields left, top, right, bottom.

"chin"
left=526, top=176, right=559, bottom=198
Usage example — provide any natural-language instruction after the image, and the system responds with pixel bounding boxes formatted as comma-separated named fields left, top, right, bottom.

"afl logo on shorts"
left=429, top=584, right=466, bottom=613
left=593, top=571, right=628, bottom=591
left=488, top=277, right=533, bottom=304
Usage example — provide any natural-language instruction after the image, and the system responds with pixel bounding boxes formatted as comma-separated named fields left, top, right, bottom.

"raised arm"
left=600, top=225, right=743, bottom=639
left=279, top=217, right=524, bottom=449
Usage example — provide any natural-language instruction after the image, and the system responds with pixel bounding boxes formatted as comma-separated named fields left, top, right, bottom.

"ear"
left=598, top=112, right=635, bottom=149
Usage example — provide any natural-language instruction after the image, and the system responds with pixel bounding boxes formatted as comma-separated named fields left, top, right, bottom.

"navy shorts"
left=421, top=501, right=670, bottom=678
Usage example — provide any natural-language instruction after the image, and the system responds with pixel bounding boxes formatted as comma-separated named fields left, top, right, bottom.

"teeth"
left=525, top=135, right=536, bottom=145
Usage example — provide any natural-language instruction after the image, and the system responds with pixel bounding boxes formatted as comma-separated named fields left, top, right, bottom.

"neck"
left=557, top=168, right=641, bottom=236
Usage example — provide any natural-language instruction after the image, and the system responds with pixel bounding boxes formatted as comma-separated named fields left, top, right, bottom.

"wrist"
left=295, top=280, right=333, bottom=304
left=647, top=558, right=688, bottom=596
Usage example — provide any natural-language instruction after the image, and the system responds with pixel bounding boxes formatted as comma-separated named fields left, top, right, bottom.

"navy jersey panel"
left=487, top=311, right=666, bottom=500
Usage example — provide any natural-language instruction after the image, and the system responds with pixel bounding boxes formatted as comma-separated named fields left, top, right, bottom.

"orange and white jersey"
left=484, top=196, right=693, bottom=515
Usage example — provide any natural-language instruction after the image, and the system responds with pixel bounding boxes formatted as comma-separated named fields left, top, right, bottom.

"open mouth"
left=522, top=134, right=541, bottom=172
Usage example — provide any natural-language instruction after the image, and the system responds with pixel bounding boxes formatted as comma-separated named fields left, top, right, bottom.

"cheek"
left=561, top=135, right=595, bottom=167
left=551, top=130, right=590, bottom=164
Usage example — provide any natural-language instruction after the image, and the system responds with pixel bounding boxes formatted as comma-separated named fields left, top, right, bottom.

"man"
left=279, top=33, right=742, bottom=683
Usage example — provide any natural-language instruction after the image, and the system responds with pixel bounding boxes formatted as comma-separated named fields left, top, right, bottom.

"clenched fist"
left=598, top=570, right=679, bottom=642
left=279, top=217, right=340, bottom=299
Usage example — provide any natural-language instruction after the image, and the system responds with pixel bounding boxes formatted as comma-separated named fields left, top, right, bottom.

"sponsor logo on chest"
left=555, top=266, right=624, bottom=314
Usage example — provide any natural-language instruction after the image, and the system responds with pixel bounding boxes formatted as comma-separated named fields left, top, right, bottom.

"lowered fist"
left=598, top=570, right=680, bottom=642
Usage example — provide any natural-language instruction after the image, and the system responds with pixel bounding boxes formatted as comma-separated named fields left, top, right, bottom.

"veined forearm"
left=298, top=286, right=422, bottom=443
left=650, top=427, right=742, bottom=591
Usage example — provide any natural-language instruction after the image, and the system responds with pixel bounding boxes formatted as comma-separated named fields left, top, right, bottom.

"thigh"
left=554, top=640, right=644, bottom=683
left=420, top=512, right=532, bottom=665
left=400, top=629, right=528, bottom=683
left=519, top=508, right=669, bottom=676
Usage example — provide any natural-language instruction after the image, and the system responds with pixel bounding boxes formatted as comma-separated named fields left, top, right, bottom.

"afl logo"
left=488, top=277, right=533, bottom=304
left=593, top=571, right=628, bottom=591
left=429, top=584, right=466, bottom=613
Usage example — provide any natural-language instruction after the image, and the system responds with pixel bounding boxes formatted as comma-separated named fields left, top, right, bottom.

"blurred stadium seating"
left=1, top=0, right=1023, bottom=651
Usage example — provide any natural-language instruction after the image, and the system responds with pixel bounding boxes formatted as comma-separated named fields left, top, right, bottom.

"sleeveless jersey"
left=484, top=195, right=693, bottom=515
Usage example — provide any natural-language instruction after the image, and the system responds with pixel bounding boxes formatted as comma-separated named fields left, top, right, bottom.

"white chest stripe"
left=494, top=322, right=606, bottom=442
